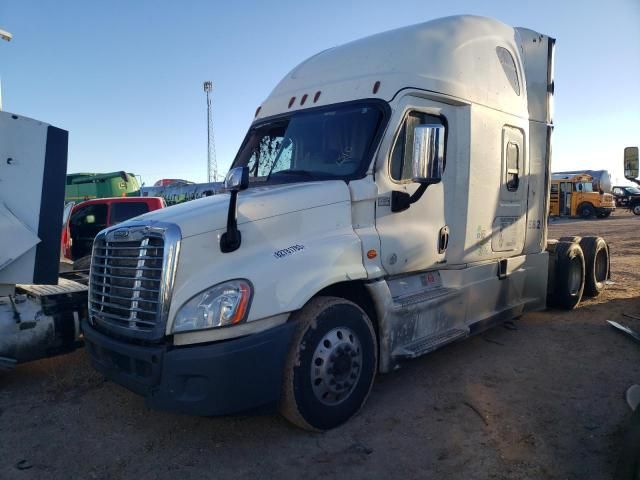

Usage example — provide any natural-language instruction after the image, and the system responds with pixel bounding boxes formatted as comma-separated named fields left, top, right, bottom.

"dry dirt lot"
left=1, top=212, right=639, bottom=480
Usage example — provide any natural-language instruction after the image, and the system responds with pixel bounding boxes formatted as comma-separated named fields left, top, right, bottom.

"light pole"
left=203, top=81, right=217, bottom=183
left=0, top=28, right=11, bottom=111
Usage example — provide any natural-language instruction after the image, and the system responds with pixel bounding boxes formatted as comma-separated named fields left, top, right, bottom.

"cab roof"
left=257, top=15, right=531, bottom=120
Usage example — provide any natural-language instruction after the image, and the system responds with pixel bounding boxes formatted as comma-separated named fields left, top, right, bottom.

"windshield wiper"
left=269, top=169, right=315, bottom=178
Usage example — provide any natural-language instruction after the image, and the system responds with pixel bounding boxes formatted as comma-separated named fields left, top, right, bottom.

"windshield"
left=231, top=102, right=385, bottom=184
left=626, top=186, right=640, bottom=194
left=575, top=182, right=593, bottom=192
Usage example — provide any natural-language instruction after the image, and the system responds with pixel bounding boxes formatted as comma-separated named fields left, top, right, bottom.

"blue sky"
left=1, top=0, right=638, bottom=185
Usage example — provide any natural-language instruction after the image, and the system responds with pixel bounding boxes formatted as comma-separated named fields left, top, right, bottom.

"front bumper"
left=596, top=206, right=616, bottom=214
left=82, top=320, right=296, bottom=415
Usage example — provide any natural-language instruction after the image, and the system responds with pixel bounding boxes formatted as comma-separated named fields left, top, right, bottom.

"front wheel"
left=280, top=296, right=377, bottom=431
left=633, top=204, right=640, bottom=216
left=579, top=204, right=595, bottom=219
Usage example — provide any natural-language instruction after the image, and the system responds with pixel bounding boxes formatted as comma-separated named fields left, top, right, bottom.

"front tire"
left=633, top=204, right=640, bottom=216
left=579, top=203, right=595, bottom=219
left=280, top=296, right=377, bottom=431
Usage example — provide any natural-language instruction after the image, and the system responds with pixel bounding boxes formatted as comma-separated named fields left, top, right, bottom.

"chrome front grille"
left=89, top=223, right=180, bottom=340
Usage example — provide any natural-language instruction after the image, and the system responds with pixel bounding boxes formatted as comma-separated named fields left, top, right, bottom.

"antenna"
left=203, top=81, right=217, bottom=183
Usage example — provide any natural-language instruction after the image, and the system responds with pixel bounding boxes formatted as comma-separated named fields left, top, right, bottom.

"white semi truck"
left=83, top=15, right=610, bottom=430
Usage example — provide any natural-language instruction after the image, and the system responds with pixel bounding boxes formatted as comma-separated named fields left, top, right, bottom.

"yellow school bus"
left=549, top=173, right=616, bottom=218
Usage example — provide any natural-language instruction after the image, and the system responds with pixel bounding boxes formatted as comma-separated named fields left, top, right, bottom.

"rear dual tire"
left=547, top=236, right=610, bottom=308
left=579, top=236, right=609, bottom=297
left=548, top=240, right=585, bottom=309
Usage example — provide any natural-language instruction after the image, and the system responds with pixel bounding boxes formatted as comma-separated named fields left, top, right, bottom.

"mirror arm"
left=220, top=189, right=241, bottom=253
left=409, top=182, right=429, bottom=203
left=391, top=182, right=433, bottom=213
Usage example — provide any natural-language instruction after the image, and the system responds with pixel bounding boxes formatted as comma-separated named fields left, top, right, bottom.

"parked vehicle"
left=552, top=169, right=612, bottom=194
left=62, top=196, right=165, bottom=269
left=1, top=111, right=89, bottom=367
left=83, top=16, right=610, bottom=430
left=611, top=185, right=640, bottom=215
left=549, top=173, right=616, bottom=218
left=140, top=180, right=223, bottom=205
left=65, top=171, right=140, bottom=202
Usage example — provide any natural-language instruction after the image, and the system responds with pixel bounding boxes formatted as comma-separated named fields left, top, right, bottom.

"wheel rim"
left=569, top=257, right=582, bottom=294
left=594, top=248, right=608, bottom=283
left=634, top=205, right=640, bottom=215
left=310, top=327, right=363, bottom=406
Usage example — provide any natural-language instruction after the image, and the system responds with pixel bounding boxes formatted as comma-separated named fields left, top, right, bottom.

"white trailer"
left=0, top=112, right=86, bottom=367
left=83, top=15, right=610, bottom=430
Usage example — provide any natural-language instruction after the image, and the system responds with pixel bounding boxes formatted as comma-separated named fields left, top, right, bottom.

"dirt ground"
left=1, top=212, right=639, bottom=480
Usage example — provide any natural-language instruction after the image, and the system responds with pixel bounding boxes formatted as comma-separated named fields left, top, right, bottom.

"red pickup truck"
left=62, top=197, right=165, bottom=269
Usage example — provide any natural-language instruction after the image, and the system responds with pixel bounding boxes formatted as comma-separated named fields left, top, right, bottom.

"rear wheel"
left=633, top=204, right=640, bottom=216
left=548, top=241, right=585, bottom=309
left=579, top=236, right=609, bottom=297
left=280, top=296, right=377, bottom=431
left=579, top=203, right=595, bottom=219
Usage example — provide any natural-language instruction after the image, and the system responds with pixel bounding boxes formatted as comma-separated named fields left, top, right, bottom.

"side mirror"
left=224, top=166, right=249, bottom=191
left=412, top=124, right=445, bottom=184
left=391, top=124, right=445, bottom=213
left=220, top=166, right=249, bottom=253
left=624, top=146, right=639, bottom=180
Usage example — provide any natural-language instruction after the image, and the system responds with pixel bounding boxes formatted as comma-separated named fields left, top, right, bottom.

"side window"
left=496, top=47, right=520, bottom=96
left=506, top=141, right=520, bottom=191
left=246, top=124, right=287, bottom=178
left=501, top=126, right=524, bottom=196
left=109, top=202, right=150, bottom=225
left=390, top=112, right=445, bottom=181
left=70, top=204, right=108, bottom=227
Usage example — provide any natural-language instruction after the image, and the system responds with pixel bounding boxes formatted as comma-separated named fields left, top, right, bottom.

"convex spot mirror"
left=624, top=146, right=639, bottom=180
left=224, top=166, right=249, bottom=191
left=412, top=124, right=445, bottom=185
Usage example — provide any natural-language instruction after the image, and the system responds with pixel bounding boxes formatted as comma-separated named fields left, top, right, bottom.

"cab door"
left=374, top=96, right=452, bottom=275
left=560, top=182, right=572, bottom=215
left=492, top=125, right=527, bottom=254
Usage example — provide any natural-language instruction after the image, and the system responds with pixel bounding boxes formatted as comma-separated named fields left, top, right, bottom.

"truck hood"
left=134, top=180, right=352, bottom=238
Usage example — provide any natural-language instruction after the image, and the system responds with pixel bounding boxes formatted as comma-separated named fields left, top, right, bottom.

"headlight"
left=172, top=279, right=252, bottom=333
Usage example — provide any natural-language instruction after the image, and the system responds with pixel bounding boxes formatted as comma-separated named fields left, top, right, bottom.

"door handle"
left=438, top=226, right=449, bottom=254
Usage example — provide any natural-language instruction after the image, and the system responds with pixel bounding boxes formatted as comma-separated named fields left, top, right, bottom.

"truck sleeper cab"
left=83, top=16, right=607, bottom=430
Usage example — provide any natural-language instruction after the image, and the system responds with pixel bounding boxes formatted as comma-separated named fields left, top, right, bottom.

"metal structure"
left=203, top=81, right=217, bottom=182
left=0, top=28, right=11, bottom=112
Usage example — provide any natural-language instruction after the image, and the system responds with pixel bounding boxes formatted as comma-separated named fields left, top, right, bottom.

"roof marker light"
left=300, top=94, right=308, bottom=106
left=288, top=97, right=296, bottom=108
left=372, top=81, right=381, bottom=94
left=313, top=91, right=321, bottom=103
left=254, top=106, right=261, bottom=117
